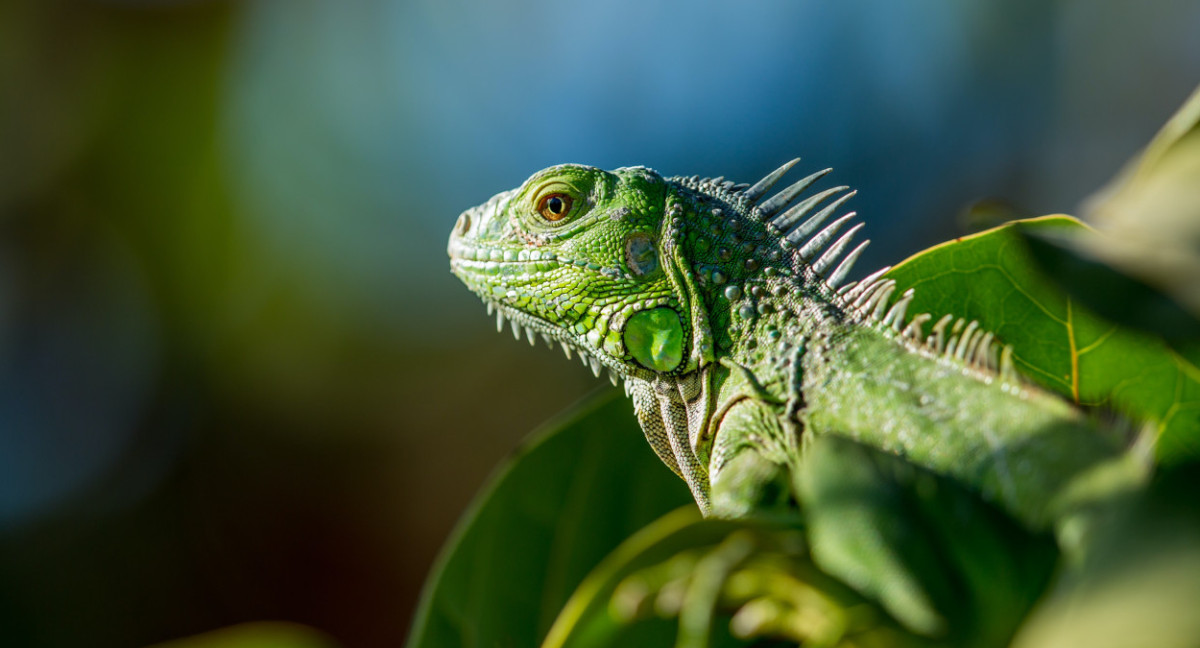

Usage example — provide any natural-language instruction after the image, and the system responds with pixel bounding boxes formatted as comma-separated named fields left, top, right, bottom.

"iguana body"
left=447, top=160, right=1144, bottom=541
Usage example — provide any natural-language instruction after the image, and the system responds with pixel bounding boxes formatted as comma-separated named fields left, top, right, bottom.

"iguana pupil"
left=539, top=193, right=571, bottom=220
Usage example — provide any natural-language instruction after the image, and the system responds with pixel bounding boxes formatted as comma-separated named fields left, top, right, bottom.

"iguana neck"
left=662, top=176, right=850, bottom=399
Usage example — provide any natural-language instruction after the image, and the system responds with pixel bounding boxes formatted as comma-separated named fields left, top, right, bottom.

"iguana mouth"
left=465, top=298, right=628, bottom=384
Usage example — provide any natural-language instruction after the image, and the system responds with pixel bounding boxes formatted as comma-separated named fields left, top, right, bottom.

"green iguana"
left=447, top=161, right=1149, bottom=593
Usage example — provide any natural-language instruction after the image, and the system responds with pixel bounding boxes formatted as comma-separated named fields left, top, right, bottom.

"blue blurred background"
left=1, top=1, right=1197, bottom=646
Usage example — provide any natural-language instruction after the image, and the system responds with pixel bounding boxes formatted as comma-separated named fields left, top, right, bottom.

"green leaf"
left=1012, top=461, right=1200, bottom=648
left=883, top=216, right=1200, bottom=465
left=542, top=508, right=927, bottom=648
left=405, top=389, right=692, bottom=648
left=797, top=435, right=1056, bottom=648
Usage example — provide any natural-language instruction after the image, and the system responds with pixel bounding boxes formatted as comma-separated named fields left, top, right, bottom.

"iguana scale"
left=447, top=160, right=1146, bottom=550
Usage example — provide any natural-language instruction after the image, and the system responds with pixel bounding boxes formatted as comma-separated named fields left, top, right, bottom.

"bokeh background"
left=1, top=1, right=1198, bottom=646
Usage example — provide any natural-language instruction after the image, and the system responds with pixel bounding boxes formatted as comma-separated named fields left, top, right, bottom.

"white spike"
left=608, top=370, right=620, bottom=386
left=799, top=213, right=857, bottom=260
left=511, top=320, right=521, bottom=340
left=757, top=168, right=833, bottom=218
left=496, top=311, right=506, bottom=333
left=775, top=187, right=852, bottom=238
left=561, top=342, right=573, bottom=360
left=486, top=302, right=495, bottom=316
left=960, top=322, right=982, bottom=362
left=842, top=267, right=891, bottom=301
left=882, top=288, right=915, bottom=330
left=870, top=285, right=897, bottom=321
left=852, top=278, right=893, bottom=309
left=811, top=223, right=866, bottom=276
left=951, top=318, right=966, bottom=339
left=826, top=240, right=870, bottom=290
left=589, top=357, right=603, bottom=378
left=959, top=330, right=979, bottom=363
left=742, top=158, right=802, bottom=202
left=541, top=333, right=554, bottom=347
left=902, top=312, right=932, bottom=341
left=974, top=331, right=995, bottom=367
left=930, top=314, right=953, bottom=353
left=945, top=320, right=966, bottom=358
left=1000, top=345, right=1017, bottom=381
left=526, top=327, right=537, bottom=346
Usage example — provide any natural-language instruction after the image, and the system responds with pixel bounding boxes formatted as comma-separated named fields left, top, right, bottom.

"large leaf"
left=542, top=437, right=1054, bottom=648
left=405, top=389, right=692, bottom=648
left=796, top=435, right=1056, bottom=648
left=541, top=508, right=925, bottom=648
left=883, top=216, right=1200, bottom=464
left=1011, top=459, right=1200, bottom=648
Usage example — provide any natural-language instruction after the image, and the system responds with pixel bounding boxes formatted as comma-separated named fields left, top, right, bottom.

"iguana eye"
left=537, top=193, right=573, bottom=221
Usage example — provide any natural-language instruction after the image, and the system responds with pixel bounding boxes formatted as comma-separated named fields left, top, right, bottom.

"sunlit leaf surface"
left=884, top=216, right=1200, bottom=464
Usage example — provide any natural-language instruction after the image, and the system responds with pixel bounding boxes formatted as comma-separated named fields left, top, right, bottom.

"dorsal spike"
left=811, top=222, right=866, bottom=276
left=870, top=285, right=897, bottom=321
left=741, top=158, right=802, bottom=203
left=1000, top=345, right=1017, bottom=381
left=840, top=266, right=890, bottom=302
left=975, top=332, right=996, bottom=367
left=853, top=279, right=895, bottom=311
left=955, top=321, right=980, bottom=361
left=826, top=240, right=870, bottom=290
left=756, top=168, right=833, bottom=218
left=930, top=314, right=954, bottom=352
left=777, top=189, right=856, bottom=243
left=902, top=312, right=933, bottom=341
left=799, top=213, right=857, bottom=260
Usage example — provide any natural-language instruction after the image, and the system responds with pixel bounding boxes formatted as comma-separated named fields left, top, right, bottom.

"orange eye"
left=537, top=193, right=573, bottom=221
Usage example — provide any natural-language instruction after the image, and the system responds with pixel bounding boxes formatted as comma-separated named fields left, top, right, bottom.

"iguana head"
left=449, top=164, right=699, bottom=382
left=449, top=160, right=880, bottom=383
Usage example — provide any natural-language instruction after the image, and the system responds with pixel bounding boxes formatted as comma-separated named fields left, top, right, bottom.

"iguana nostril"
left=455, top=213, right=472, bottom=237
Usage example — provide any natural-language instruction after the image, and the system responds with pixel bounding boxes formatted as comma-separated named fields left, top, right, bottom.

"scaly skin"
left=447, top=161, right=1144, bottom=536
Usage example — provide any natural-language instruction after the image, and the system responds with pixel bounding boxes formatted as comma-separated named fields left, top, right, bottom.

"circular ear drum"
left=625, top=233, right=659, bottom=277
